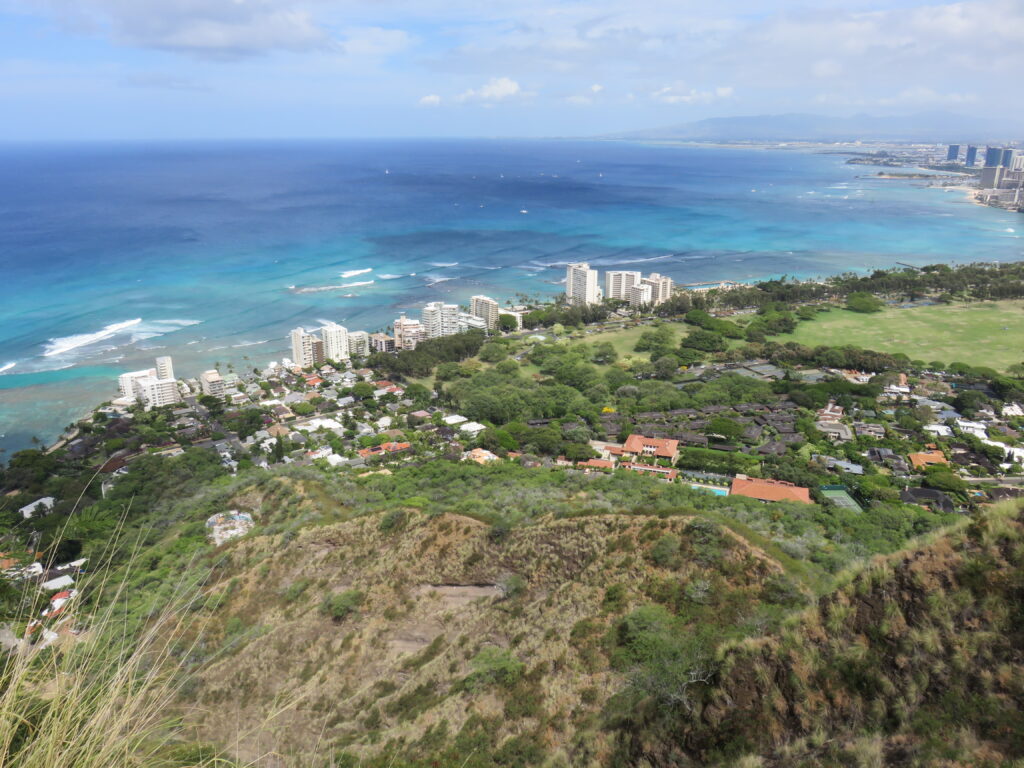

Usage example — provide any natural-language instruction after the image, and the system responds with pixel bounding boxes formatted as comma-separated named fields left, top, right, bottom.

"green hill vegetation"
left=2, top=453, right=1020, bottom=766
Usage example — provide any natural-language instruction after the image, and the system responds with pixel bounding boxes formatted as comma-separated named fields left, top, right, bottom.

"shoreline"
left=3, top=141, right=1022, bottom=458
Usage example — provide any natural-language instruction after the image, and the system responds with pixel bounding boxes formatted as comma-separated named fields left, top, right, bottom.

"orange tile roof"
left=730, top=474, right=812, bottom=504
left=577, top=459, right=614, bottom=469
left=908, top=450, right=948, bottom=470
left=357, top=441, right=411, bottom=458
left=623, top=434, right=679, bottom=458
left=620, top=462, right=679, bottom=480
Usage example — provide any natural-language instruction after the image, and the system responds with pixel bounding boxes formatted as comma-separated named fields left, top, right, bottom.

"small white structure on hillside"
left=19, top=497, right=54, bottom=519
left=206, top=511, right=255, bottom=546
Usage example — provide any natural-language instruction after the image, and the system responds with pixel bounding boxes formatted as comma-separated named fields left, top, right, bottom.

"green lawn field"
left=777, top=300, right=1024, bottom=371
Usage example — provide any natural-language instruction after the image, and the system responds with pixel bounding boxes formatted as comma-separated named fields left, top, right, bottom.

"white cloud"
left=590, top=83, right=604, bottom=93
left=32, top=0, right=333, bottom=58
left=651, top=83, right=734, bottom=105
left=456, top=76, right=522, bottom=103
left=418, top=93, right=441, bottom=106
left=879, top=87, right=977, bottom=106
left=341, top=27, right=412, bottom=59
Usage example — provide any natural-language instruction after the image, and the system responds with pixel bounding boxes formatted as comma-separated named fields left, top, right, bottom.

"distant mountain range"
left=609, top=112, right=1024, bottom=143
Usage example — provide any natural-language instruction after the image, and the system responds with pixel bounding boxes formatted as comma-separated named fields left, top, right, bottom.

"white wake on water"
left=41, top=318, right=201, bottom=360
left=43, top=318, right=142, bottom=357
left=340, top=268, right=373, bottom=279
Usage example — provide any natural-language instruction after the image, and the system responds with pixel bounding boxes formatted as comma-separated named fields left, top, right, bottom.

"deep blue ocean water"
left=1, top=139, right=1021, bottom=457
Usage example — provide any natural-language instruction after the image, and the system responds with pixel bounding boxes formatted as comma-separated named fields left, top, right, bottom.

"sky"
left=0, top=0, right=1021, bottom=140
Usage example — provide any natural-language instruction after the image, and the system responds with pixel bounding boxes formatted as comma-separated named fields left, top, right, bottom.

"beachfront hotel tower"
left=565, top=262, right=601, bottom=306
left=422, top=302, right=460, bottom=338
left=347, top=330, right=370, bottom=358
left=289, top=327, right=323, bottom=368
left=640, top=273, right=674, bottom=305
left=605, top=270, right=641, bottom=300
left=320, top=323, right=351, bottom=363
left=393, top=313, right=425, bottom=350
left=469, top=295, right=500, bottom=330
left=155, top=356, right=174, bottom=381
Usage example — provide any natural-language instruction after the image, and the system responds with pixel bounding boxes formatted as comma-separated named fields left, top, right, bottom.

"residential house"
left=907, top=449, right=948, bottom=471
left=812, top=454, right=865, bottom=475
left=357, top=441, right=411, bottom=460
left=620, top=462, right=678, bottom=481
left=816, top=401, right=845, bottom=422
left=463, top=448, right=499, bottom=465
left=853, top=422, right=886, bottom=439
left=815, top=421, right=853, bottom=443
left=622, top=435, right=679, bottom=463
left=19, top=497, right=55, bottom=520
left=730, top=475, right=812, bottom=504
left=899, top=488, right=956, bottom=514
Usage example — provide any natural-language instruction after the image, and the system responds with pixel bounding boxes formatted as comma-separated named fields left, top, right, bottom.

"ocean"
left=1, top=139, right=1021, bottom=457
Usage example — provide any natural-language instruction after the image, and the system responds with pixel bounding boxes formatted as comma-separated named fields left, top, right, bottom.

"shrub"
left=319, top=590, right=364, bottom=621
left=281, top=578, right=311, bottom=603
left=603, top=583, right=629, bottom=612
left=649, top=534, right=681, bottom=568
left=500, top=574, right=526, bottom=599
left=378, top=509, right=406, bottom=532
left=466, top=647, right=524, bottom=690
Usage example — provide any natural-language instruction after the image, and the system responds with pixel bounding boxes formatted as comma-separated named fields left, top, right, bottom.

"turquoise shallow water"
left=0, top=139, right=1021, bottom=457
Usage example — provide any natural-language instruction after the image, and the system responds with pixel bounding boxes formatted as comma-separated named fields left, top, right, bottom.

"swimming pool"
left=690, top=484, right=729, bottom=496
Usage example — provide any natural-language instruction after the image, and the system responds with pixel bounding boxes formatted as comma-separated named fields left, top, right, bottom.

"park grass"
left=776, top=300, right=1024, bottom=371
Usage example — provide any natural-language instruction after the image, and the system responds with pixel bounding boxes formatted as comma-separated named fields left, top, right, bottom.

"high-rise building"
left=199, top=370, right=226, bottom=398
left=984, top=146, right=1004, bottom=167
left=289, top=328, right=321, bottom=368
left=640, top=273, right=674, bottom=305
left=155, top=356, right=174, bottom=381
left=1012, top=153, right=1024, bottom=173
left=965, top=146, right=978, bottom=167
left=320, top=323, right=351, bottom=362
left=422, top=302, right=460, bottom=338
left=469, top=295, right=500, bottom=330
left=393, top=313, right=425, bottom=350
left=1001, top=148, right=1015, bottom=168
left=605, top=270, right=641, bottom=300
left=369, top=333, right=396, bottom=353
left=979, top=166, right=1005, bottom=189
left=565, top=262, right=601, bottom=306
left=134, top=376, right=180, bottom=409
left=118, top=368, right=155, bottom=399
left=347, top=330, right=370, bottom=358
left=946, top=144, right=960, bottom=162
left=628, top=283, right=653, bottom=307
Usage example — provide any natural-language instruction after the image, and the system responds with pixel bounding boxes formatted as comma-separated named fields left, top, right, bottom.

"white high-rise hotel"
left=320, top=323, right=351, bottom=362
left=117, top=355, right=179, bottom=409
left=422, top=302, right=460, bottom=338
left=605, top=271, right=641, bottom=300
left=565, top=262, right=602, bottom=306
left=289, top=328, right=322, bottom=368
left=469, top=295, right=500, bottom=330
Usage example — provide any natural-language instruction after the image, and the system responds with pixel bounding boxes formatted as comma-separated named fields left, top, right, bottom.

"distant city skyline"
left=0, top=0, right=1021, bottom=140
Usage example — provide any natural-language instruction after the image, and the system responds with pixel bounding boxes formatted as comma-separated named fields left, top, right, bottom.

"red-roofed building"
left=577, top=458, right=614, bottom=472
left=622, top=435, right=679, bottom=462
left=357, top=441, right=412, bottom=459
left=620, top=462, right=679, bottom=481
left=730, top=474, right=812, bottom=504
